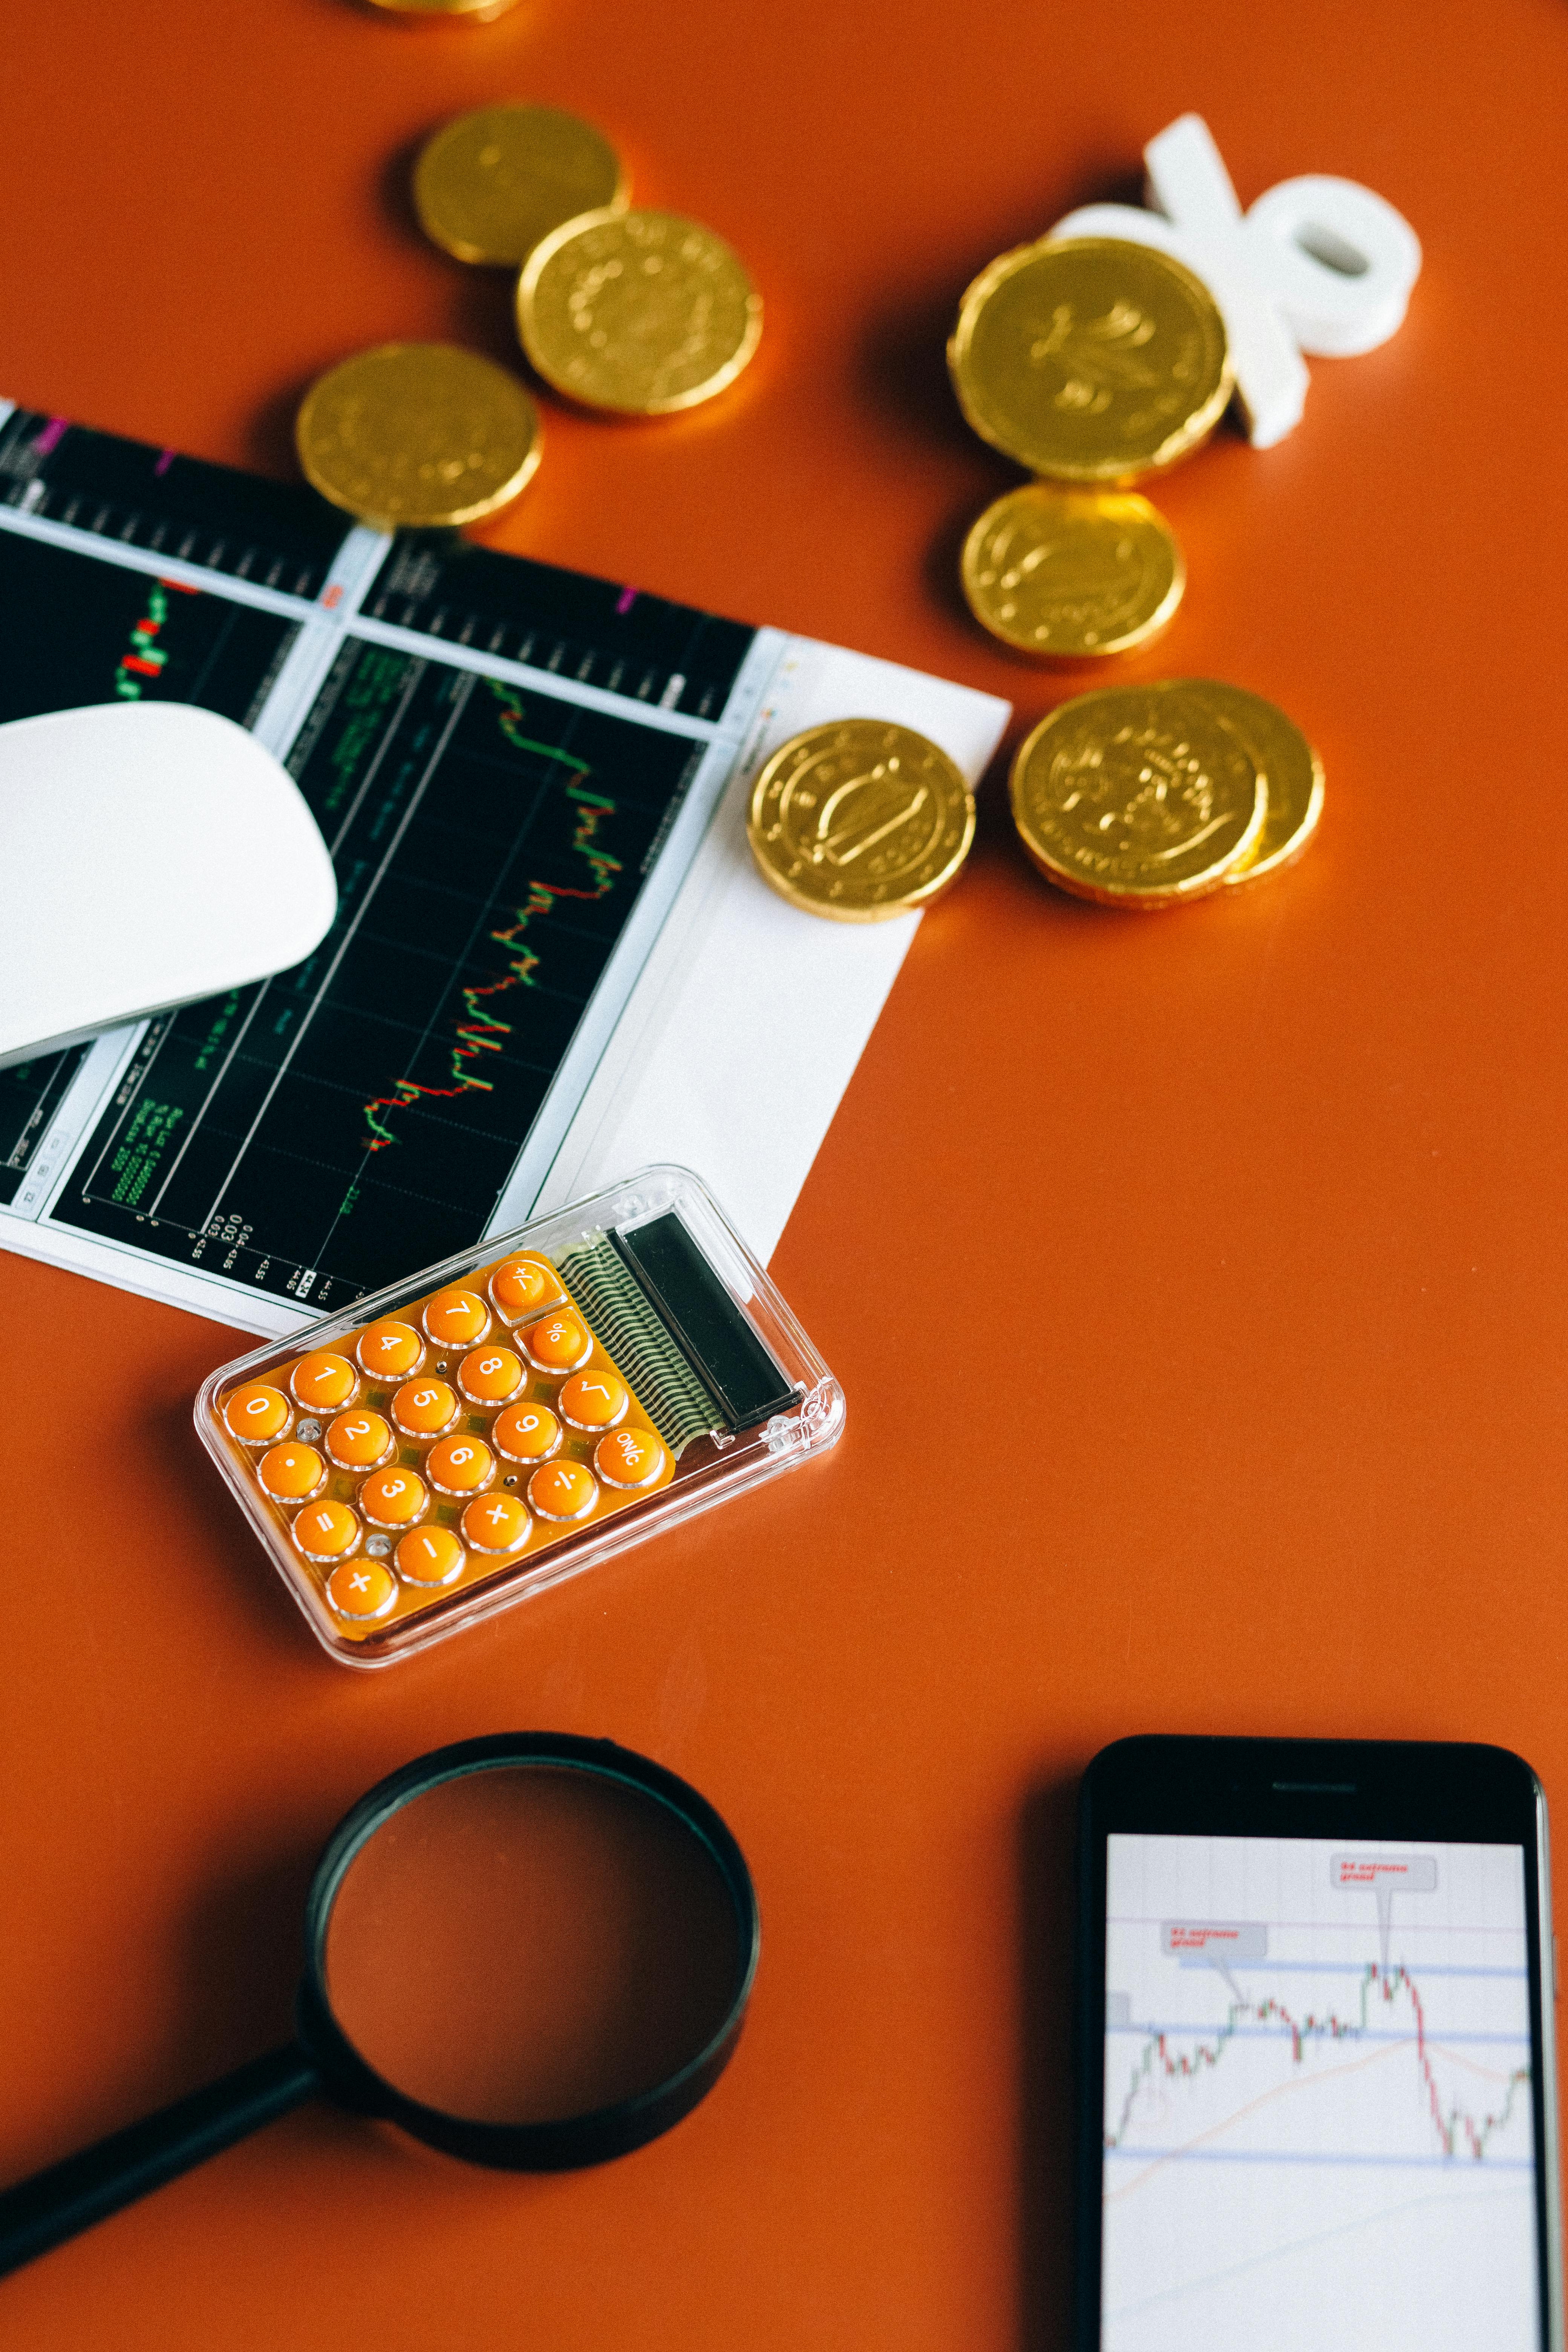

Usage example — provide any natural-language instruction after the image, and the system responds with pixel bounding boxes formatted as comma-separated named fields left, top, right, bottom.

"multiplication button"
left=461, top=1492, right=531, bottom=1555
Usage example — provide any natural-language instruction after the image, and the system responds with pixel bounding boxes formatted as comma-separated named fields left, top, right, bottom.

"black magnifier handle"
left=0, top=2042, right=318, bottom=2278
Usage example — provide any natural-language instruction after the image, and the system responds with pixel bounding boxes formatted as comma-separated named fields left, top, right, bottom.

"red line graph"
left=360, top=687, right=622, bottom=1154
left=1109, top=1964, right=1530, bottom=2162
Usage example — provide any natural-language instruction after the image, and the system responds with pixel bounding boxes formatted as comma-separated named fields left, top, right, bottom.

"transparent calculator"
left=195, top=1167, right=844, bottom=1667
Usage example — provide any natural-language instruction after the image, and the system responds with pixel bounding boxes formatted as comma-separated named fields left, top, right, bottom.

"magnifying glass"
left=0, top=1734, right=758, bottom=2276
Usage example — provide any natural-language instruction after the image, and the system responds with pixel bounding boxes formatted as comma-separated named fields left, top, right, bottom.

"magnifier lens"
left=323, top=1765, right=744, bottom=2127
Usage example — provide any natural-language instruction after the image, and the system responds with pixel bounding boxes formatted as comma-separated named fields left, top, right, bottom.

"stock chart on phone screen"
left=1102, top=1836, right=1539, bottom=2350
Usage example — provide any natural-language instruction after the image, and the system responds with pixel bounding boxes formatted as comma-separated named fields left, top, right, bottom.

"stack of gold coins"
left=949, top=235, right=1234, bottom=662
left=418, top=103, right=762, bottom=418
left=1008, top=680, right=1323, bottom=908
left=294, top=105, right=762, bottom=532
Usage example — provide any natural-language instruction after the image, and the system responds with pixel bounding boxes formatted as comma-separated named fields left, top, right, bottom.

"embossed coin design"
left=296, top=345, right=541, bottom=531
left=517, top=209, right=762, bottom=415
left=948, top=236, right=1232, bottom=482
left=1201, top=683, right=1325, bottom=884
left=1009, top=683, right=1264, bottom=906
left=414, top=107, right=628, bottom=269
left=746, top=721, right=976, bottom=922
left=961, top=485, right=1185, bottom=658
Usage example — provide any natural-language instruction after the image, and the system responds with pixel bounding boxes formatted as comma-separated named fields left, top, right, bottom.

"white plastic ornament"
left=1049, top=114, right=1421, bottom=448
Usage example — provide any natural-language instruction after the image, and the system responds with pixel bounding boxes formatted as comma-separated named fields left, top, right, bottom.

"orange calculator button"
left=457, top=1346, right=525, bottom=1406
left=395, top=1526, right=465, bottom=1588
left=356, top=1318, right=423, bottom=1380
left=527, top=1460, right=599, bottom=1522
left=492, top=1403, right=561, bottom=1462
left=326, top=1558, right=397, bottom=1620
left=293, top=1500, right=361, bottom=1562
left=559, top=1371, right=629, bottom=1431
left=324, top=1410, right=394, bottom=1470
left=257, top=1442, right=326, bottom=1501
left=594, top=1427, right=667, bottom=1490
left=223, top=1383, right=290, bottom=1444
left=391, top=1379, right=459, bottom=1438
left=359, top=1467, right=427, bottom=1528
left=289, top=1352, right=357, bottom=1412
left=422, top=1288, right=490, bottom=1348
left=461, top=1492, right=531, bottom=1555
left=488, top=1253, right=564, bottom=1322
left=522, top=1311, right=593, bottom=1374
left=426, top=1435, right=495, bottom=1496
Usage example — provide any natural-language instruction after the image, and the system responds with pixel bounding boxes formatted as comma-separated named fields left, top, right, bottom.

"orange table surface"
left=3, top=0, right=1568, bottom=2342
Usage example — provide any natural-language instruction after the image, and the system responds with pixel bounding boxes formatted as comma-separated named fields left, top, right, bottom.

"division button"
left=558, top=1370, right=628, bottom=1431
left=461, top=1492, right=531, bottom=1555
left=527, top=1459, right=599, bottom=1522
left=422, top=1287, right=491, bottom=1348
left=492, top=1402, right=562, bottom=1462
left=289, top=1352, right=358, bottom=1412
left=326, top=1558, right=398, bottom=1620
left=522, top=1310, right=593, bottom=1374
left=292, top=1499, right=361, bottom=1562
left=222, top=1383, right=291, bottom=1444
left=356, top=1318, right=424, bottom=1380
left=594, top=1427, right=667, bottom=1490
left=488, top=1253, right=566, bottom=1323
left=358, top=1467, right=429, bottom=1528
left=425, top=1435, right=496, bottom=1496
left=257, top=1442, right=327, bottom=1502
left=390, top=1379, right=460, bottom=1438
left=457, top=1346, right=526, bottom=1406
left=325, top=1410, right=395, bottom=1471
left=395, top=1525, right=466, bottom=1588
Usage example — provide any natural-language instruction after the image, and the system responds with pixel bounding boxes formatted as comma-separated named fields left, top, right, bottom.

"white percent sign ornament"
left=1049, top=113, right=1421, bottom=448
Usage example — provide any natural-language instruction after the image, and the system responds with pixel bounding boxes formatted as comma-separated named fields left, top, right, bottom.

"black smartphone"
left=1075, top=1737, right=1562, bottom=2352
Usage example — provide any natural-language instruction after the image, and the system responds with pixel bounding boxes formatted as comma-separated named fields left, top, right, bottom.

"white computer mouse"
left=0, top=701, right=337, bottom=1066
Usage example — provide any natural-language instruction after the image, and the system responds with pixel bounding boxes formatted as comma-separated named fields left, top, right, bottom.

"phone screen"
left=1100, top=1832, right=1539, bottom=2350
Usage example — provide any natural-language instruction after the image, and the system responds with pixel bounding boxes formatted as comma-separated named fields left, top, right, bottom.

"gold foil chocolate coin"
left=296, top=343, right=541, bottom=530
left=747, top=721, right=976, bottom=922
left=949, top=236, right=1232, bottom=482
left=960, top=485, right=1185, bottom=657
left=1204, top=683, right=1325, bottom=884
left=518, top=208, right=762, bottom=415
left=1009, top=682, right=1264, bottom=906
left=414, top=107, right=628, bottom=269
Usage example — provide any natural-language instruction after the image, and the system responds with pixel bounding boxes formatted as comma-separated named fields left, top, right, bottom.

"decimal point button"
left=257, top=1442, right=327, bottom=1501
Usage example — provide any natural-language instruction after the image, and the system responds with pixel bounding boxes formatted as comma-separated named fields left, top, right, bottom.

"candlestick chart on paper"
left=1101, top=1834, right=1540, bottom=2352
left=52, top=641, right=703, bottom=1310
